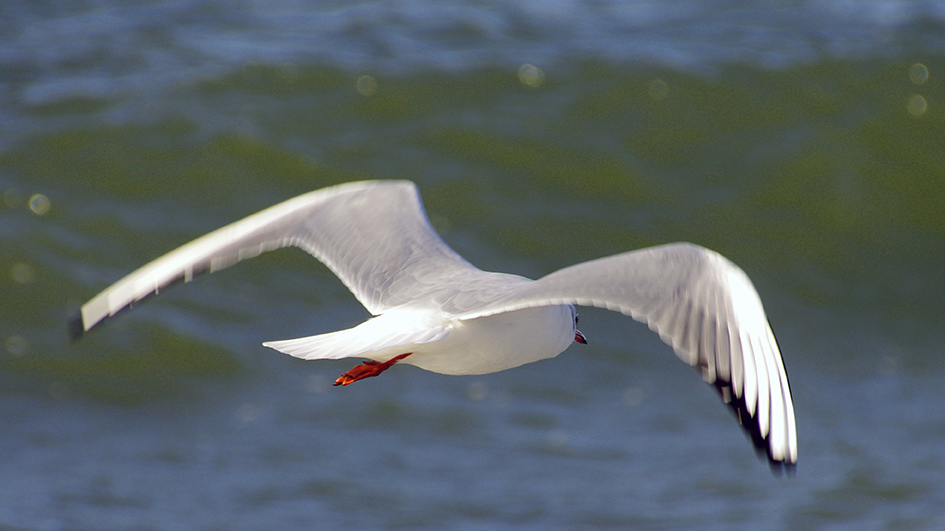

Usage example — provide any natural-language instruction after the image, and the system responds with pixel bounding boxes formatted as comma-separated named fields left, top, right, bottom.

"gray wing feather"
left=75, top=180, right=480, bottom=334
left=282, top=182, right=481, bottom=313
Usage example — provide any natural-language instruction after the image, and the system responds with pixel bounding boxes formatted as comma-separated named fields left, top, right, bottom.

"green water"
left=2, top=55, right=945, bottom=529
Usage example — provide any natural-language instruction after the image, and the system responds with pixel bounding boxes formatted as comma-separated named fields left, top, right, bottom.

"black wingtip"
left=68, top=312, right=86, bottom=342
left=713, top=377, right=796, bottom=476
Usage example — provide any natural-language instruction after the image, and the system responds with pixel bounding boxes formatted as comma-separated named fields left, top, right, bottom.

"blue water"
left=2, top=0, right=945, bottom=529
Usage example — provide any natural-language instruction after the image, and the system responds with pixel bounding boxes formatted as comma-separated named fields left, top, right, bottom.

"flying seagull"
left=71, top=180, right=797, bottom=472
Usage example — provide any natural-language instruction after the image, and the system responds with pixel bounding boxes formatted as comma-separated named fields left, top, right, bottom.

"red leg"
left=333, top=353, right=412, bottom=386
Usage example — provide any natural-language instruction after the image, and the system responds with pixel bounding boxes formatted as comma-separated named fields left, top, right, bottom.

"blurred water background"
left=2, top=0, right=945, bottom=529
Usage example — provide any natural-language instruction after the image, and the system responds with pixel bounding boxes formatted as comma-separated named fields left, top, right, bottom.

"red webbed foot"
left=333, top=352, right=413, bottom=386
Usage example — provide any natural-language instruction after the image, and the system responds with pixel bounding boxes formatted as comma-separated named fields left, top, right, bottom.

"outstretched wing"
left=442, top=242, right=797, bottom=472
left=73, top=180, right=481, bottom=336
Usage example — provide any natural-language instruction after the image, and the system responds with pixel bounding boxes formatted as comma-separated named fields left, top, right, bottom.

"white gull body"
left=73, top=180, right=797, bottom=472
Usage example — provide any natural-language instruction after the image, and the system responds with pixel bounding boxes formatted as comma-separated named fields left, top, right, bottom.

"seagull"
left=71, top=180, right=797, bottom=472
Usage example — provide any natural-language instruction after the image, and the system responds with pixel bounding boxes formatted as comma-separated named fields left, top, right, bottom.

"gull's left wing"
left=441, top=243, right=797, bottom=472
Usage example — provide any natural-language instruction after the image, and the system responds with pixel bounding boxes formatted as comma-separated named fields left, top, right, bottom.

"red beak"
left=574, top=330, right=587, bottom=344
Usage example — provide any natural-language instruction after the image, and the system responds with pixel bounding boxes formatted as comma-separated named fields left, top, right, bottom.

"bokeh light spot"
left=11, top=263, right=34, bottom=284
left=907, top=94, right=927, bottom=116
left=356, top=75, right=377, bottom=96
left=518, top=64, right=545, bottom=88
left=648, top=79, right=669, bottom=101
left=6, top=335, right=28, bottom=356
left=28, top=193, right=50, bottom=215
left=909, top=63, right=928, bottom=85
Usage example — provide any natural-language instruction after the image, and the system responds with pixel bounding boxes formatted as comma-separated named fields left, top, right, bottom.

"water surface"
left=2, top=1, right=944, bottom=529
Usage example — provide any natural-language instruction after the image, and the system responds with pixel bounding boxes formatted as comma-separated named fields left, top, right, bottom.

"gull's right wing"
left=72, top=180, right=481, bottom=337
